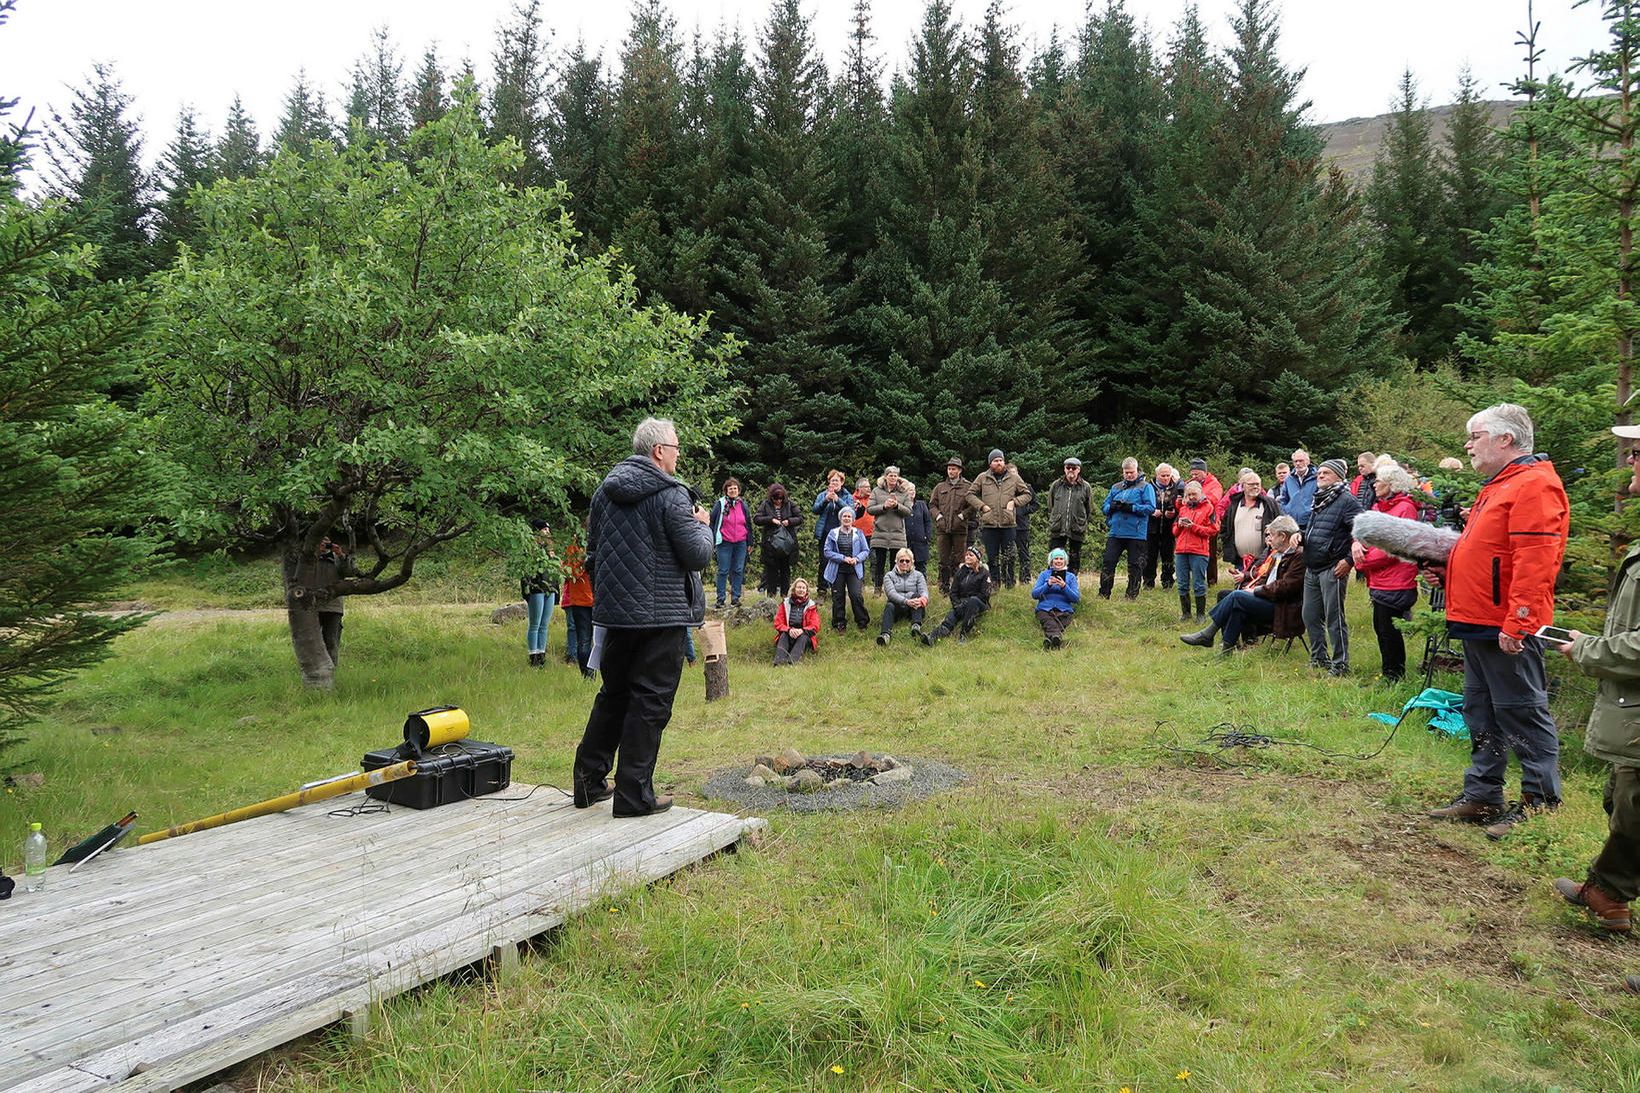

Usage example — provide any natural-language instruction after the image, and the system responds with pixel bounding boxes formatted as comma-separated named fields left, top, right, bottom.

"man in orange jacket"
left=1426, top=403, right=1570, bottom=839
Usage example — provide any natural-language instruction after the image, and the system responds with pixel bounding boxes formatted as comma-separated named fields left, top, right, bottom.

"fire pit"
left=704, top=748, right=965, bottom=812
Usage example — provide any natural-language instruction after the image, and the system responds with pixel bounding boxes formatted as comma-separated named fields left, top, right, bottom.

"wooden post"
left=700, top=620, right=729, bottom=702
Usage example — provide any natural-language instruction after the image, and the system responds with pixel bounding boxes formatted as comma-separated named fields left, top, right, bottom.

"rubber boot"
left=1179, top=594, right=1192, bottom=622
left=1195, top=594, right=1207, bottom=621
left=1180, top=621, right=1220, bottom=648
left=922, top=623, right=950, bottom=647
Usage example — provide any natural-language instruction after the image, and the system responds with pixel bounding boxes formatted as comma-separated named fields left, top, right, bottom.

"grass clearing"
left=4, top=577, right=1636, bottom=1090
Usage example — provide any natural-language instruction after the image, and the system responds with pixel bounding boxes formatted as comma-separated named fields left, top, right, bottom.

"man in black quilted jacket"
left=573, top=417, right=714, bottom=817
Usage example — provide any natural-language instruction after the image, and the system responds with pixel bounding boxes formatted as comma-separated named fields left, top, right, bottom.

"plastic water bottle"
left=23, top=822, right=47, bottom=893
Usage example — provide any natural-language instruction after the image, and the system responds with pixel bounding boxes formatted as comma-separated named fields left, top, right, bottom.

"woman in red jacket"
left=773, top=578, right=822, bottom=666
left=1351, top=461, right=1421, bottom=681
left=1172, top=481, right=1220, bottom=622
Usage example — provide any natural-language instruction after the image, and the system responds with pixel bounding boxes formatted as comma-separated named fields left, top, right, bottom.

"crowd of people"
left=563, top=411, right=1631, bottom=993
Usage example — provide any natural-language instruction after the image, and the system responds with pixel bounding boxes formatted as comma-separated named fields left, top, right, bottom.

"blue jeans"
left=525, top=591, right=556, bottom=654
left=1210, top=589, right=1275, bottom=647
left=715, top=539, right=748, bottom=605
left=564, top=605, right=594, bottom=671
left=1461, top=638, right=1563, bottom=806
left=1174, top=553, right=1208, bottom=596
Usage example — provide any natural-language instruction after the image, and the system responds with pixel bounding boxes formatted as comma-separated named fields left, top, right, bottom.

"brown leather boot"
left=1426, top=794, right=1503, bottom=822
left=1553, top=878, right=1633, bottom=933
left=1483, top=797, right=1557, bottom=840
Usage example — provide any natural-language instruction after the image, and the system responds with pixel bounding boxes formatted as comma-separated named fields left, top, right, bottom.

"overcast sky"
left=0, top=0, right=1610, bottom=165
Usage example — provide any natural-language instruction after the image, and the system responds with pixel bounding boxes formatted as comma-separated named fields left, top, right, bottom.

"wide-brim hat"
left=1614, top=425, right=1640, bottom=439
left=946, top=455, right=963, bottom=467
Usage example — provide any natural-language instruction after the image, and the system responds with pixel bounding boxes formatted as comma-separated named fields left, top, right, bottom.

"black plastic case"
left=359, top=739, right=514, bottom=809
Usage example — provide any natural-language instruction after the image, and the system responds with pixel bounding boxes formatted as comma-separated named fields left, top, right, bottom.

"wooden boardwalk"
left=0, top=786, right=763, bottom=1092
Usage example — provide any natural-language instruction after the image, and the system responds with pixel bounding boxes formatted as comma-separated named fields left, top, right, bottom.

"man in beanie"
left=922, top=544, right=992, bottom=644
left=1427, top=403, right=1569, bottom=840
left=1549, top=423, right=1640, bottom=933
left=1300, top=457, right=1361, bottom=676
left=930, top=456, right=971, bottom=594
left=966, top=449, right=1032, bottom=591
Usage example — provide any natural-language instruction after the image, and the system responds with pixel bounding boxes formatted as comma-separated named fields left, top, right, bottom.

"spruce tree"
left=1365, top=70, right=1450, bottom=363
left=0, top=0, right=27, bottom=187
left=347, top=26, right=408, bottom=153
left=44, top=63, right=155, bottom=281
left=216, top=94, right=264, bottom=180
left=1440, top=66, right=1507, bottom=354
left=275, top=70, right=336, bottom=153
left=489, top=1, right=550, bottom=187
left=606, top=0, right=690, bottom=306
left=154, top=106, right=216, bottom=263
left=545, top=40, right=612, bottom=247
left=824, top=0, right=887, bottom=289
left=714, top=0, right=850, bottom=481
left=407, top=47, right=449, bottom=130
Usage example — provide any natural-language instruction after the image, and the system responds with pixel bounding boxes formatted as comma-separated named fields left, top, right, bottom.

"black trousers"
left=831, top=568, right=870, bottom=629
left=880, top=601, right=926, bottom=634
left=574, top=627, right=685, bottom=815
left=1014, top=527, right=1032, bottom=579
left=980, top=527, right=1011, bottom=582
left=1046, top=535, right=1083, bottom=574
left=1099, top=537, right=1147, bottom=598
left=871, top=546, right=892, bottom=590
left=938, top=596, right=989, bottom=635
left=761, top=549, right=793, bottom=597
left=319, top=611, right=343, bottom=664
left=1144, top=529, right=1175, bottom=587
left=1371, top=596, right=1413, bottom=679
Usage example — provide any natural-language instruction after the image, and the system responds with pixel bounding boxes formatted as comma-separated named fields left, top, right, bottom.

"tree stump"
left=700, top=620, right=729, bottom=702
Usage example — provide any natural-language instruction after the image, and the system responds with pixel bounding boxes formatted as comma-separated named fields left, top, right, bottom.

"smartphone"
left=1535, top=624, right=1576, bottom=644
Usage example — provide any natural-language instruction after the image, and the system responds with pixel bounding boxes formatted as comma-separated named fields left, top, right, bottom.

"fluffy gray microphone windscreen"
left=1351, top=510, right=1461, bottom=565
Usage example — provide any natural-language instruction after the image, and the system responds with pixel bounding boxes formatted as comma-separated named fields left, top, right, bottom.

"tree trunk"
left=704, top=657, right=729, bottom=702
left=283, top=546, right=337, bottom=689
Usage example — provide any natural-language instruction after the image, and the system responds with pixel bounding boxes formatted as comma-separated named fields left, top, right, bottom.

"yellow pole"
left=135, top=761, right=419, bottom=845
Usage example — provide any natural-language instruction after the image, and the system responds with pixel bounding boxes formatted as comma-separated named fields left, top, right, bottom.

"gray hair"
left=1239, top=470, right=1262, bottom=487
left=1377, top=463, right=1416, bottom=494
left=1267, top=514, right=1300, bottom=538
left=1467, top=403, right=1535, bottom=453
left=1156, top=462, right=1177, bottom=478
left=1121, top=457, right=1139, bottom=470
left=632, top=416, right=677, bottom=456
left=884, top=465, right=901, bottom=476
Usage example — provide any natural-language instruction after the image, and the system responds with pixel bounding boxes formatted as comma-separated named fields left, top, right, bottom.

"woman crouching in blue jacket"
left=1032, top=547, right=1081, bottom=650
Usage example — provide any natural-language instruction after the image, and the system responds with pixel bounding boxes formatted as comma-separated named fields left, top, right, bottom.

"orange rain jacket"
left=1444, top=457, right=1569, bottom=640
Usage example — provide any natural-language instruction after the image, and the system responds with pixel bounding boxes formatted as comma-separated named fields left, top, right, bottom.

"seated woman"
left=1031, top=547, right=1080, bottom=649
left=1181, top=515, right=1304, bottom=656
left=773, top=578, right=822, bottom=666
left=878, top=548, right=930, bottom=645
left=921, top=545, right=991, bottom=645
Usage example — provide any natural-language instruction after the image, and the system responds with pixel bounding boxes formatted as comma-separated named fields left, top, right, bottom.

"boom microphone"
left=1352, top=511, right=1460, bottom=566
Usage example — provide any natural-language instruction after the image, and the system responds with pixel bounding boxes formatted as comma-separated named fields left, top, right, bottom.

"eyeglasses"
left=656, top=442, right=680, bottom=451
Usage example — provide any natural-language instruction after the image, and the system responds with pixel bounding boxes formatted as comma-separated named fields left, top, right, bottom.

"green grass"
left=121, top=548, right=510, bottom=609
left=4, top=578, right=1636, bottom=1091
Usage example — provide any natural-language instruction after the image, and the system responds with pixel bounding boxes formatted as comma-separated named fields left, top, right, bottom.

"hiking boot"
left=613, top=794, right=674, bottom=818
left=876, top=633, right=890, bottom=646
left=573, top=775, right=615, bottom=809
left=1483, top=797, right=1557, bottom=840
left=1180, top=622, right=1220, bottom=648
left=922, top=624, right=949, bottom=647
left=910, top=623, right=922, bottom=639
left=957, top=629, right=970, bottom=644
left=1043, top=637, right=1053, bottom=650
left=1553, top=878, right=1632, bottom=932
left=1427, top=794, right=1503, bottom=823
left=1328, top=664, right=1350, bottom=678
left=1217, top=643, right=1235, bottom=658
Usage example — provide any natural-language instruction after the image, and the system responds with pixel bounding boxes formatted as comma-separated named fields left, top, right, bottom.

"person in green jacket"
left=1551, top=424, right=1640, bottom=943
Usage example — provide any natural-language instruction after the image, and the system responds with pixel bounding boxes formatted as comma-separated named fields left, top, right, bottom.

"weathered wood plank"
left=6, top=811, right=759, bottom=1093
left=0, top=787, right=761, bottom=1093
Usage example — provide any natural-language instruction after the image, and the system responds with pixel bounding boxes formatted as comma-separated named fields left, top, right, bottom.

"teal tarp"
left=1368, top=687, right=1469, bottom=740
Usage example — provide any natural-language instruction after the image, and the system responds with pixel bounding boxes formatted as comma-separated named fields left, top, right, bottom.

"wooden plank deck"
left=0, top=786, right=764, bottom=1092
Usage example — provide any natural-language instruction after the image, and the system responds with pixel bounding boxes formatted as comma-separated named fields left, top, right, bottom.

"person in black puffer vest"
left=573, top=417, right=714, bottom=818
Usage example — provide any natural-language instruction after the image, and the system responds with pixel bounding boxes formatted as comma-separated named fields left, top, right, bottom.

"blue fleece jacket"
left=1031, top=568, right=1081, bottom=612
left=1277, top=467, right=1317, bottom=528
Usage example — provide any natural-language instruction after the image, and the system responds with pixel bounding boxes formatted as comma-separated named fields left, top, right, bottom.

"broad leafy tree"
left=142, top=97, right=738, bottom=687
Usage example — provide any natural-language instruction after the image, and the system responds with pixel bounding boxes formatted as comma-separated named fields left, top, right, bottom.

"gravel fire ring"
left=703, top=754, right=967, bottom=813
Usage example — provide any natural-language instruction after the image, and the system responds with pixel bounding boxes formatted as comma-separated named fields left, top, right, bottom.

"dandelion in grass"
left=973, top=979, right=987, bottom=988
left=1177, top=1069, right=1192, bottom=1081
left=831, top=1064, right=845, bottom=1074
left=740, top=1002, right=750, bottom=1009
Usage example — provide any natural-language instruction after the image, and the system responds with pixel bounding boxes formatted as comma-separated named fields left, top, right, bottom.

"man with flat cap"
left=929, top=455, right=971, bottom=594
left=1046, top=456, right=1093, bottom=573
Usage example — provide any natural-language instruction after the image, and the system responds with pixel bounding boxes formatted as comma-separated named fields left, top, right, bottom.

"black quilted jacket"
left=587, top=456, right=715, bottom=629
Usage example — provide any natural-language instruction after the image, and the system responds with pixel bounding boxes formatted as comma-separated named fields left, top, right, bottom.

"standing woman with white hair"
left=1351, top=462, right=1421, bottom=681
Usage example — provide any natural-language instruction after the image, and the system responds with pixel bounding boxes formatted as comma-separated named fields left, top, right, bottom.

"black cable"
left=1155, top=711, right=1409, bottom=765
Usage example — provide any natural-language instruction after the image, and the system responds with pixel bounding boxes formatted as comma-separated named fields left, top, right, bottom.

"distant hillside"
left=1317, top=100, right=1519, bottom=182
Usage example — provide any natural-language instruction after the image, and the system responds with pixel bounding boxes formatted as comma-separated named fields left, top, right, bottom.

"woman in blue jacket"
left=1032, top=548, right=1081, bottom=649
left=811, top=468, right=859, bottom=593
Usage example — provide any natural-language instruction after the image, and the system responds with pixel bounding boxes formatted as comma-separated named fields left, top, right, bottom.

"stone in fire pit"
left=704, top=747, right=965, bottom=812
